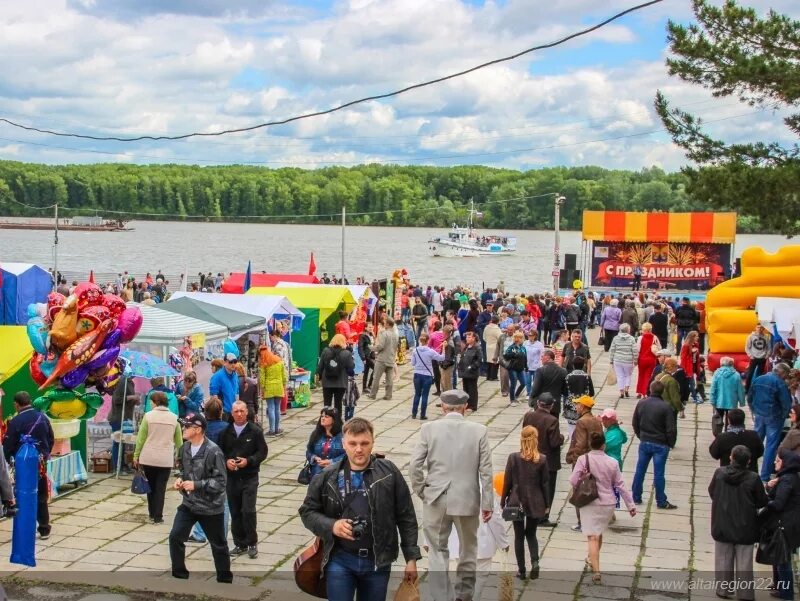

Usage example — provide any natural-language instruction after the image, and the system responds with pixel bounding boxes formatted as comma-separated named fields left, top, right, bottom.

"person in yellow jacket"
left=259, top=345, right=288, bottom=436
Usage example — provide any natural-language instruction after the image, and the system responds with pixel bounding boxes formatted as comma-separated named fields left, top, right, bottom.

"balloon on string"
left=117, top=307, right=143, bottom=343
left=101, top=294, right=126, bottom=318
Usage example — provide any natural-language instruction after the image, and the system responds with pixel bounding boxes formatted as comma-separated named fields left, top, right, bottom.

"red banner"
left=594, top=261, right=723, bottom=283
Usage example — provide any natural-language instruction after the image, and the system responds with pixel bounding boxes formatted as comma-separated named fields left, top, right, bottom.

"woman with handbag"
left=305, top=408, right=345, bottom=479
left=502, top=331, right=528, bottom=407
left=438, top=325, right=457, bottom=393
left=569, top=432, right=637, bottom=584
left=762, top=449, right=800, bottom=600
left=501, top=426, right=550, bottom=581
left=133, top=391, right=182, bottom=524
left=608, top=323, right=638, bottom=399
left=635, top=323, right=659, bottom=399
left=410, top=332, right=445, bottom=420
left=317, top=334, right=355, bottom=417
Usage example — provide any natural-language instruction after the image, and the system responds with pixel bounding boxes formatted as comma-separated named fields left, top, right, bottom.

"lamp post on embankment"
left=553, top=194, right=566, bottom=295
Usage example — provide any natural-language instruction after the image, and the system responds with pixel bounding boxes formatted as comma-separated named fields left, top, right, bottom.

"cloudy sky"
left=0, top=0, right=796, bottom=171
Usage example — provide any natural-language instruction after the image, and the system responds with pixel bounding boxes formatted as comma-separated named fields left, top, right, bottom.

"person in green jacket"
left=600, top=408, right=628, bottom=469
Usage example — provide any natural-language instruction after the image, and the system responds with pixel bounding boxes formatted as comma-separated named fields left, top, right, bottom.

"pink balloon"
left=117, top=307, right=143, bottom=343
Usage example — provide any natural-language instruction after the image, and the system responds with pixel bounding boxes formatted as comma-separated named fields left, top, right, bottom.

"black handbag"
left=755, top=521, right=791, bottom=565
left=569, top=455, right=599, bottom=508
left=297, top=461, right=313, bottom=486
left=131, top=470, right=151, bottom=495
left=502, top=505, right=524, bottom=522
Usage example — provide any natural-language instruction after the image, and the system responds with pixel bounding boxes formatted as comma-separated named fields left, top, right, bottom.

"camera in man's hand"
left=350, top=516, right=368, bottom=540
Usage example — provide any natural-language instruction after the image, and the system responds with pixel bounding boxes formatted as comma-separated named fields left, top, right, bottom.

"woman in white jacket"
left=608, top=323, right=639, bottom=399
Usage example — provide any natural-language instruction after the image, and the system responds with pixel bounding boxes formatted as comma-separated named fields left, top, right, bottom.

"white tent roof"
left=755, top=297, right=800, bottom=338
left=0, top=263, right=45, bottom=276
left=130, top=303, right=229, bottom=346
left=168, top=291, right=304, bottom=321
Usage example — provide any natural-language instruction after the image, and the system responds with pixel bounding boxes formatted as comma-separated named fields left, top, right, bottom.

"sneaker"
left=658, top=502, right=678, bottom=510
left=571, top=524, right=582, bottom=532
left=248, top=545, right=258, bottom=559
left=420, top=416, right=428, bottom=421
left=539, top=520, right=558, bottom=528
left=529, top=563, right=540, bottom=580
left=39, top=532, right=51, bottom=540
left=230, top=545, right=247, bottom=556
left=411, top=415, right=417, bottom=419
left=187, top=535, right=206, bottom=544
left=509, top=400, right=519, bottom=407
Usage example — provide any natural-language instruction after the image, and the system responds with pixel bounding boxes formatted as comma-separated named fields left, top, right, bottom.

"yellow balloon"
left=573, top=279, right=583, bottom=290
left=49, top=399, right=87, bottom=420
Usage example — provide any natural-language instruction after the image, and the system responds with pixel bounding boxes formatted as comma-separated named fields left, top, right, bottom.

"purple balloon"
left=60, top=365, right=90, bottom=390
left=85, top=347, right=120, bottom=372
left=101, top=328, right=122, bottom=350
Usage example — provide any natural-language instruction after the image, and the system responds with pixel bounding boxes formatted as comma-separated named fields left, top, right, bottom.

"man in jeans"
left=169, top=413, right=232, bottom=583
left=300, top=418, right=419, bottom=601
left=632, top=381, right=678, bottom=510
left=749, top=363, right=793, bottom=482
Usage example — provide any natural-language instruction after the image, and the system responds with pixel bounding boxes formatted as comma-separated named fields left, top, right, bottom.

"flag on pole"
left=308, top=252, right=317, bottom=277
left=88, top=270, right=95, bottom=284
left=243, top=260, right=252, bottom=293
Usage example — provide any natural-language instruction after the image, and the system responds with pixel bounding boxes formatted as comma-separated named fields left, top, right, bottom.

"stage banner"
left=591, top=242, right=731, bottom=289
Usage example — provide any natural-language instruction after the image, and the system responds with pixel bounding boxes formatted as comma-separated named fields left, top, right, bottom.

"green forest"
left=0, top=160, right=764, bottom=232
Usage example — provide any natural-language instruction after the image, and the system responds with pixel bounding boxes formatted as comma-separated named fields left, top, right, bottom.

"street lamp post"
left=553, top=194, right=566, bottom=295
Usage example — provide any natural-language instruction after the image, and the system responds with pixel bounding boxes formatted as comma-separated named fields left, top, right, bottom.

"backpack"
left=324, top=349, right=344, bottom=380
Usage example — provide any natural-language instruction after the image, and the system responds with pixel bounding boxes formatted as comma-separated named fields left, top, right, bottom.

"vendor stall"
left=168, top=292, right=304, bottom=331
left=1, top=263, right=52, bottom=325
left=275, top=282, right=378, bottom=314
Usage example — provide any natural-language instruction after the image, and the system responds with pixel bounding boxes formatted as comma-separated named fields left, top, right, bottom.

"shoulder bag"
left=501, top=456, right=525, bottom=521
left=131, top=469, right=151, bottom=495
left=755, top=519, right=790, bottom=565
left=294, top=536, right=327, bottom=598
left=297, top=460, right=313, bottom=485
left=568, top=454, right=599, bottom=508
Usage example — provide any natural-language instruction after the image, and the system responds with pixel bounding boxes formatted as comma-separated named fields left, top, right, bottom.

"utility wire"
left=0, top=192, right=559, bottom=220
left=0, top=0, right=664, bottom=142
left=0, top=108, right=764, bottom=166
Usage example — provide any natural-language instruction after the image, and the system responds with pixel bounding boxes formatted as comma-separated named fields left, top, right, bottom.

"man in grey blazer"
left=409, top=389, right=494, bottom=601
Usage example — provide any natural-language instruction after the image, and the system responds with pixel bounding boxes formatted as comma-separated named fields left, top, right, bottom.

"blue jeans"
left=632, top=441, right=670, bottom=507
left=412, top=373, right=434, bottom=418
left=266, top=397, right=281, bottom=433
left=525, top=369, right=536, bottom=397
left=754, top=414, right=784, bottom=481
left=774, top=562, right=794, bottom=600
left=109, top=420, right=121, bottom=471
left=326, top=550, right=391, bottom=601
left=508, top=369, right=525, bottom=401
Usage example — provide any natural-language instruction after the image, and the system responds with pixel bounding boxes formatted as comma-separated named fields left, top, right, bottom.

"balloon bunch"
left=26, top=282, right=143, bottom=420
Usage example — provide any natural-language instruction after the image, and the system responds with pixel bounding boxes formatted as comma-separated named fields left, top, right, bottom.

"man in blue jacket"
left=209, top=353, right=240, bottom=421
left=748, top=363, right=793, bottom=482
left=3, top=392, right=55, bottom=539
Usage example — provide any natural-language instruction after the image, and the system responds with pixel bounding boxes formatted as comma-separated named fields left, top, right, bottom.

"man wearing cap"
left=522, top=393, right=564, bottom=528
left=409, top=389, right=493, bottom=601
left=565, top=395, right=603, bottom=532
left=649, top=349, right=672, bottom=385
left=218, top=401, right=268, bottom=559
left=169, top=412, right=232, bottom=583
left=529, top=349, right=567, bottom=417
left=632, top=381, right=678, bottom=510
left=209, top=353, right=240, bottom=421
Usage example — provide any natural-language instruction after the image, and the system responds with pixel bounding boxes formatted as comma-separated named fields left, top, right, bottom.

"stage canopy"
left=221, top=272, right=319, bottom=294
left=1, top=263, right=52, bottom=325
left=168, top=292, right=304, bottom=330
left=582, top=211, right=737, bottom=244
left=158, top=297, right=266, bottom=340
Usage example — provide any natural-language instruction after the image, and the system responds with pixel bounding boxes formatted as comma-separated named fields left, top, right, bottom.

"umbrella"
left=119, top=349, right=180, bottom=379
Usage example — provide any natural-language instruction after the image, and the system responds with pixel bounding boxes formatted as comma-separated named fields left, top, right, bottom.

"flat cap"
left=440, top=389, right=469, bottom=406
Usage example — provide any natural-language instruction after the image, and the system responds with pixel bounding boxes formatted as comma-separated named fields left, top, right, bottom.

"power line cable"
left=0, top=0, right=665, bottom=142
left=0, top=108, right=765, bottom=166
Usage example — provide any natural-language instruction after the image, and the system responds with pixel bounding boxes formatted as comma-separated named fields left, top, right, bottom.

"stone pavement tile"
left=19, top=559, right=73, bottom=571
left=35, top=546, right=90, bottom=562
left=78, top=550, right=137, bottom=565
left=122, top=553, right=172, bottom=569
left=640, top=554, right=689, bottom=570
left=100, top=540, right=156, bottom=554
left=117, top=528, right=167, bottom=544
left=77, top=527, right=125, bottom=541
left=52, top=515, right=105, bottom=528
left=51, top=537, right=106, bottom=551
left=63, top=562, right=117, bottom=572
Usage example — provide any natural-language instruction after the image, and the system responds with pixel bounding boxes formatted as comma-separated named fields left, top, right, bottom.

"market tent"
left=158, top=297, right=266, bottom=340
left=247, top=286, right=356, bottom=325
left=221, top=272, right=319, bottom=294
left=168, top=292, right=304, bottom=330
left=756, top=297, right=800, bottom=339
left=129, top=303, right=229, bottom=348
left=1, top=263, right=52, bottom=325
left=275, top=282, right=377, bottom=314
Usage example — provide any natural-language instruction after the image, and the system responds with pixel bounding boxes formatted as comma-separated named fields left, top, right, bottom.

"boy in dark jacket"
left=708, top=445, right=768, bottom=600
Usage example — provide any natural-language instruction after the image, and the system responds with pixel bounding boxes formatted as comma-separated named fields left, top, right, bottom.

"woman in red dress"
left=635, top=322, right=659, bottom=398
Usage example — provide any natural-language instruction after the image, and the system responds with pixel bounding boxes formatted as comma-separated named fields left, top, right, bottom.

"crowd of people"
left=2, top=276, right=799, bottom=601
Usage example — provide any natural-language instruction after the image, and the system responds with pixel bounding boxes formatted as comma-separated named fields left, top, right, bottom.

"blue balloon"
left=223, top=338, right=240, bottom=359
left=26, top=316, right=48, bottom=355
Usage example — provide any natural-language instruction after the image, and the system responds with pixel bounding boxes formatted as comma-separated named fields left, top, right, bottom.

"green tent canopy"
left=158, top=297, right=266, bottom=339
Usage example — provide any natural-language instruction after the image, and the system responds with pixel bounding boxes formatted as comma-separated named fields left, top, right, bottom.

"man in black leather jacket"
left=299, top=417, right=420, bottom=601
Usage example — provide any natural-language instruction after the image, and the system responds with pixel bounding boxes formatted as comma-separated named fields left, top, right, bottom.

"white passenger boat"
left=428, top=203, right=516, bottom=257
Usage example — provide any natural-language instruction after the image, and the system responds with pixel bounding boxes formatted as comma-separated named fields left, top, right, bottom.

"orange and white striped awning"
left=582, top=211, right=736, bottom=244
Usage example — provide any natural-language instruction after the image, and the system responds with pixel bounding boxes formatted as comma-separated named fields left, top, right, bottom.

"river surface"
left=0, top=221, right=792, bottom=291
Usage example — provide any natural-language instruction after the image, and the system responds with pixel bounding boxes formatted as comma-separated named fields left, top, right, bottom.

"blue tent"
left=1, top=263, right=52, bottom=325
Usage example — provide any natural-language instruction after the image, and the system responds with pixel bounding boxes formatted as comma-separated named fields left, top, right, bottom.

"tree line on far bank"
left=0, top=160, right=766, bottom=232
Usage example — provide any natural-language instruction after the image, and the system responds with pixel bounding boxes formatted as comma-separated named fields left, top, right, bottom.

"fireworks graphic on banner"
left=613, top=244, right=652, bottom=264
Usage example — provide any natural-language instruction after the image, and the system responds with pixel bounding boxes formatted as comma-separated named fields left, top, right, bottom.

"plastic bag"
left=394, top=579, right=420, bottom=601
left=11, top=435, right=40, bottom=567
left=607, top=369, right=617, bottom=386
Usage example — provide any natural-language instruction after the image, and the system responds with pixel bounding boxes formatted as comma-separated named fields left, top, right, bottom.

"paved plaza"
left=0, top=332, right=788, bottom=600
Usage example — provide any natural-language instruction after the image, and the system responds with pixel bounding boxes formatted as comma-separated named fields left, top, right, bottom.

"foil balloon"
left=100, top=328, right=122, bottom=351
left=85, top=346, right=119, bottom=373
left=73, top=282, right=103, bottom=310
left=50, top=295, right=79, bottom=351
left=39, top=319, right=114, bottom=390
left=101, top=294, right=126, bottom=318
left=35, top=303, right=47, bottom=319
left=26, top=315, right=48, bottom=355
left=60, top=365, right=90, bottom=390
left=76, top=305, right=112, bottom=336
left=29, top=355, right=47, bottom=387
left=46, top=292, right=66, bottom=323
left=117, top=307, right=143, bottom=343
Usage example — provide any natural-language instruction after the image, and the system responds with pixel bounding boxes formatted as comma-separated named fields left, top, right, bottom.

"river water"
left=0, top=221, right=792, bottom=291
